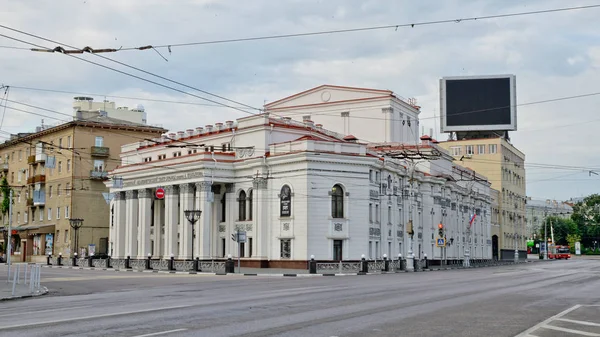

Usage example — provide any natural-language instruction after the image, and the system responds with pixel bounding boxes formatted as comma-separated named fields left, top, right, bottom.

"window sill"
left=329, top=217, right=347, bottom=221
left=278, top=216, right=293, bottom=220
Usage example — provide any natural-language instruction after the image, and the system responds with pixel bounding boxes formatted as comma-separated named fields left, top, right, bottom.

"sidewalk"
left=0, top=265, right=48, bottom=301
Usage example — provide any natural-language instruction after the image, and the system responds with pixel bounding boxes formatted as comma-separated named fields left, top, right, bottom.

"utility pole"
left=544, top=208, right=548, bottom=260
left=406, top=161, right=416, bottom=272
left=7, top=189, right=13, bottom=273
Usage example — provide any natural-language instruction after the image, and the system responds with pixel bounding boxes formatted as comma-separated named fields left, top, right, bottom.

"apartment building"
left=438, top=136, right=526, bottom=260
left=0, top=116, right=165, bottom=262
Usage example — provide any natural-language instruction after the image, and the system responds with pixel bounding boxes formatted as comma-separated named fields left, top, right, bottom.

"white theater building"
left=107, top=86, right=493, bottom=268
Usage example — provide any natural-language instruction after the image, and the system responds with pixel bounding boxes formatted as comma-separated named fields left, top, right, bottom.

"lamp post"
left=184, top=210, right=202, bottom=260
left=514, top=233, right=519, bottom=263
left=69, top=218, right=84, bottom=257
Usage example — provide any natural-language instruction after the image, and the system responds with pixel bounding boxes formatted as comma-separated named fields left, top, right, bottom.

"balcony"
left=33, top=190, right=45, bottom=206
left=90, top=170, right=108, bottom=180
left=35, top=153, right=47, bottom=163
left=28, top=174, right=46, bottom=185
left=91, top=146, right=110, bottom=157
left=1, top=163, right=7, bottom=172
left=27, top=155, right=36, bottom=164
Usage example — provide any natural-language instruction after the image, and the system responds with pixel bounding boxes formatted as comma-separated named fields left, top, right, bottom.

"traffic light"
left=438, top=223, right=444, bottom=237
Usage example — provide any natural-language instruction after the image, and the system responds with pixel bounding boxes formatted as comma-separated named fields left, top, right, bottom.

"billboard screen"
left=440, top=75, right=516, bottom=132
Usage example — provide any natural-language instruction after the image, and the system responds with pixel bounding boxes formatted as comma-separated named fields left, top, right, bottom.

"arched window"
left=280, top=185, right=292, bottom=217
left=248, top=189, right=253, bottom=221
left=238, top=190, right=247, bottom=221
left=331, top=184, right=344, bottom=218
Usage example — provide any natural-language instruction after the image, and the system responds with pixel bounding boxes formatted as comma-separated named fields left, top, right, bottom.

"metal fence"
left=7, top=264, right=42, bottom=296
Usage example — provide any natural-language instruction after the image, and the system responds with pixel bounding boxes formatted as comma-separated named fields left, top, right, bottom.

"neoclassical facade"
left=107, top=113, right=493, bottom=268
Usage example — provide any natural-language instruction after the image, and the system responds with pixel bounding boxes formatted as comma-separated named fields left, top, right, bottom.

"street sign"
left=436, top=238, right=446, bottom=247
left=155, top=187, right=165, bottom=200
left=237, top=231, right=247, bottom=243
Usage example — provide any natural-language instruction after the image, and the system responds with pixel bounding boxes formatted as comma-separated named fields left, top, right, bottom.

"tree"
left=570, top=194, right=600, bottom=248
left=0, top=176, right=10, bottom=255
left=538, top=216, right=577, bottom=246
left=566, top=233, right=581, bottom=253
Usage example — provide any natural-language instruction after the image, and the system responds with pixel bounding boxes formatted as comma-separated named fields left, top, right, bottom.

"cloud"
left=0, top=0, right=599, bottom=199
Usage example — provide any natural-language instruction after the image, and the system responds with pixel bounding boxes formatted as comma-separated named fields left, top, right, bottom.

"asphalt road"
left=0, top=259, right=599, bottom=337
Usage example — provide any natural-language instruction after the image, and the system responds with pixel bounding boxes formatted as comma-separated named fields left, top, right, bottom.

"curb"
left=0, top=286, right=49, bottom=302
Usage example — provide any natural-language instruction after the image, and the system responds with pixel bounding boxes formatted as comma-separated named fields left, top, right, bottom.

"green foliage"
left=0, top=176, right=10, bottom=216
left=538, top=216, right=578, bottom=245
left=566, top=234, right=581, bottom=253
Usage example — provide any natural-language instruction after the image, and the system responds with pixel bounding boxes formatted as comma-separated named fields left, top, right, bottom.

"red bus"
left=548, top=245, right=571, bottom=259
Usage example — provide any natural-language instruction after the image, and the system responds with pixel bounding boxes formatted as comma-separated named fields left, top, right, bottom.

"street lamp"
left=69, top=218, right=84, bottom=257
left=184, top=210, right=202, bottom=261
left=514, top=233, right=519, bottom=262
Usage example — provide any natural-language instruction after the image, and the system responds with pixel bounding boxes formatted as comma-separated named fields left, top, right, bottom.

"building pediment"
left=264, top=84, right=393, bottom=111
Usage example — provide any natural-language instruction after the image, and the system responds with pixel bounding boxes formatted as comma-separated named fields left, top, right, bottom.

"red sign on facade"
left=155, top=187, right=165, bottom=199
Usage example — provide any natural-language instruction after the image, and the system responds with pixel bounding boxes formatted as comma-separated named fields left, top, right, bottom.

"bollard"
left=398, top=254, right=404, bottom=271
left=47, top=254, right=52, bottom=266
left=423, top=254, right=428, bottom=269
left=89, top=254, right=94, bottom=267
left=309, top=255, right=317, bottom=274
left=125, top=256, right=131, bottom=269
left=225, top=254, right=235, bottom=273
left=413, top=255, right=417, bottom=271
left=383, top=254, right=389, bottom=272
left=168, top=254, right=175, bottom=271
left=58, top=253, right=63, bottom=266
left=146, top=254, right=152, bottom=270
left=194, top=257, right=199, bottom=272
left=360, top=254, right=369, bottom=274
left=107, top=256, right=112, bottom=269
left=73, top=253, right=78, bottom=267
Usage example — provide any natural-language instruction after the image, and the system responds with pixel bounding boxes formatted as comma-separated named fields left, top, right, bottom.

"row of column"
left=112, top=178, right=269, bottom=260
left=112, top=181, right=213, bottom=259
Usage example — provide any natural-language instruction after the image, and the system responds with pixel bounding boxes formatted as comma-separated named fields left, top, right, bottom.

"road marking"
left=541, top=325, right=600, bottom=336
left=0, top=304, right=193, bottom=331
left=514, top=304, right=582, bottom=337
left=131, top=328, right=188, bottom=337
left=0, top=305, right=93, bottom=318
left=556, top=318, right=600, bottom=327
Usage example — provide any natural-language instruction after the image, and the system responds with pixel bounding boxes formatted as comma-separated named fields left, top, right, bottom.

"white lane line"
left=0, top=304, right=193, bottom=331
left=0, top=305, right=93, bottom=318
left=131, top=328, right=188, bottom=337
left=555, top=318, right=600, bottom=327
left=541, top=325, right=600, bottom=336
left=514, top=304, right=582, bottom=337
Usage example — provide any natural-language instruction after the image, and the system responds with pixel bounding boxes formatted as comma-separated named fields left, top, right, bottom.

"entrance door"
left=333, top=240, right=343, bottom=261
left=492, top=235, right=499, bottom=260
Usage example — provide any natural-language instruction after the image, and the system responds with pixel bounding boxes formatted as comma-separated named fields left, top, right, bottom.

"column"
left=113, top=192, right=126, bottom=258
left=196, top=181, right=212, bottom=259
left=125, top=190, right=139, bottom=258
left=164, top=185, right=179, bottom=258
left=138, top=189, right=152, bottom=259
left=253, top=177, right=269, bottom=259
left=225, top=184, right=236, bottom=257
left=153, top=199, right=163, bottom=258
left=179, top=183, right=194, bottom=259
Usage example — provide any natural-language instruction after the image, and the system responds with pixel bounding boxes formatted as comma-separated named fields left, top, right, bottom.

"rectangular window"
left=369, top=241, right=373, bottom=259
left=64, top=229, right=68, bottom=243
left=17, top=192, right=21, bottom=203
left=17, top=171, right=21, bottom=182
left=95, top=136, right=104, bottom=147
left=280, top=239, right=291, bottom=259
left=48, top=186, right=53, bottom=198
left=48, top=208, right=52, bottom=221
left=143, top=157, right=152, bottom=162
left=67, top=136, right=72, bottom=148
left=375, top=241, right=380, bottom=258
left=56, top=230, right=60, bottom=244
left=450, top=146, right=461, bottom=156
left=66, top=183, right=71, bottom=195
left=387, top=206, right=391, bottom=224
left=158, top=154, right=166, bottom=160
left=489, top=144, right=497, bottom=154
left=58, top=161, right=62, bottom=173
left=57, top=184, right=61, bottom=196
left=57, top=207, right=61, bottom=219
left=18, top=150, right=22, bottom=161
left=59, top=138, right=63, bottom=149
left=173, top=151, right=182, bottom=158
left=24, top=211, right=28, bottom=223
left=67, top=159, right=71, bottom=172
left=375, top=204, right=380, bottom=223
left=466, top=145, right=474, bottom=155
left=240, top=242, right=245, bottom=258
left=40, top=209, right=43, bottom=221
left=369, top=203, right=373, bottom=223
left=477, top=145, right=485, bottom=154
left=93, top=160, right=105, bottom=172
left=65, top=206, right=70, bottom=219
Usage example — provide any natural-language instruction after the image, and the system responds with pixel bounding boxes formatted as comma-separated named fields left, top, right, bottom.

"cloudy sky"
left=1, top=0, right=599, bottom=201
